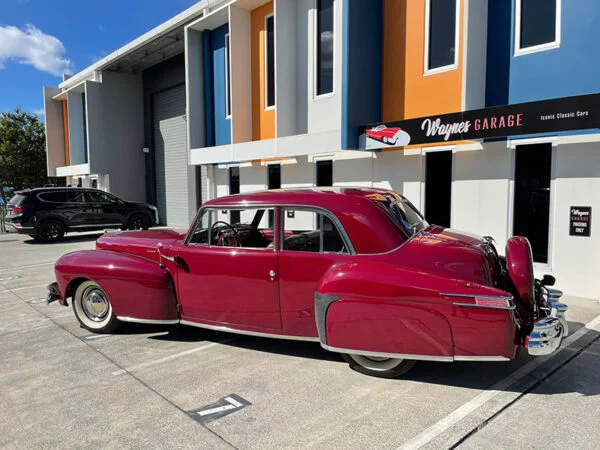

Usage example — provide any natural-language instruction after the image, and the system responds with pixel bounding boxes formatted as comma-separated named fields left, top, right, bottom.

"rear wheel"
left=72, top=280, right=119, bottom=333
left=38, top=220, right=65, bottom=242
left=342, top=353, right=416, bottom=378
left=128, top=214, right=150, bottom=230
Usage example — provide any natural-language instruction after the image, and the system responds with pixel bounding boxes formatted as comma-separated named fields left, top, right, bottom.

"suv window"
left=282, top=208, right=349, bottom=254
left=85, top=191, right=118, bottom=204
left=8, top=194, right=28, bottom=206
left=38, top=191, right=68, bottom=203
left=64, top=191, right=86, bottom=203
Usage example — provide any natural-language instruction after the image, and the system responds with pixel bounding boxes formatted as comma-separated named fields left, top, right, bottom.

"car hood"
left=96, top=229, right=187, bottom=263
left=395, top=226, right=498, bottom=286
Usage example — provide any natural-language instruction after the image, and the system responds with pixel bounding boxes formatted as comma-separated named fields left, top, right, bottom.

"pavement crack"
left=449, top=333, right=600, bottom=449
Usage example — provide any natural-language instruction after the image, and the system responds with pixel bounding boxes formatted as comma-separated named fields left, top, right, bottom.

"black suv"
left=5, top=188, right=159, bottom=242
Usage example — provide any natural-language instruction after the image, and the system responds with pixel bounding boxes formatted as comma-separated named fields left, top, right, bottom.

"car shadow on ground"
left=138, top=320, right=600, bottom=395
left=23, top=233, right=104, bottom=245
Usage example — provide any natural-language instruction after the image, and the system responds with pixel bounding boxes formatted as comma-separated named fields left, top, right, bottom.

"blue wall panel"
left=509, top=0, right=600, bottom=103
left=341, top=0, right=383, bottom=150
left=211, top=23, right=231, bottom=146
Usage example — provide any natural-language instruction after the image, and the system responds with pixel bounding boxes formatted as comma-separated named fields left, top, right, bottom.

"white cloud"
left=0, top=24, right=74, bottom=76
left=32, top=108, right=45, bottom=117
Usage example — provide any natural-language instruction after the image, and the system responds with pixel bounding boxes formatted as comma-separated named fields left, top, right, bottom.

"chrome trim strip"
left=453, top=302, right=516, bottom=311
left=314, top=292, right=341, bottom=345
left=442, top=293, right=514, bottom=300
left=71, top=224, right=121, bottom=228
left=320, top=344, right=454, bottom=362
left=454, top=355, right=510, bottom=362
left=117, top=317, right=180, bottom=325
left=180, top=320, right=320, bottom=342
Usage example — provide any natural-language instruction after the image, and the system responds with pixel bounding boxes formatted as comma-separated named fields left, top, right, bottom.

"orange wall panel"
left=251, top=1, right=275, bottom=141
left=382, top=0, right=464, bottom=123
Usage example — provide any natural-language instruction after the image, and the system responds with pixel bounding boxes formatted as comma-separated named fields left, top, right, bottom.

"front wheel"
left=72, top=280, right=119, bottom=333
left=342, top=354, right=416, bottom=378
left=128, top=213, right=151, bottom=230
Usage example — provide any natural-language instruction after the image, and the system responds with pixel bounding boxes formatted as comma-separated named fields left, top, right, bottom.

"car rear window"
left=38, top=192, right=68, bottom=202
left=8, top=194, right=27, bottom=206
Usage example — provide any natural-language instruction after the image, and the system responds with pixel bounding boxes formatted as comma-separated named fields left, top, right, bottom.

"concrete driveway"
left=1, top=231, right=599, bottom=449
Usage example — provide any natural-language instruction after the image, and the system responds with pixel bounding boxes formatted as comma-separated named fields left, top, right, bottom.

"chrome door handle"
left=269, top=270, right=276, bottom=277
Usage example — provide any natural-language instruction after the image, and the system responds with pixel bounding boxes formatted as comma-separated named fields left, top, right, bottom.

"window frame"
left=423, top=0, right=461, bottom=76
left=185, top=206, right=277, bottom=251
left=313, top=0, right=335, bottom=98
left=264, top=13, right=276, bottom=110
left=280, top=206, right=354, bottom=255
left=514, top=0, right=561, bottom=56
left=224, top=33, right=232, bottom=118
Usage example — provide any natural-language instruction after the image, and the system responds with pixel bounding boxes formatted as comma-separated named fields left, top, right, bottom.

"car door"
left=277, top=207, right=354, bottom=336
left=175, top=206, right=282, bottom=329
left=83, top=191, right=123, bottom=227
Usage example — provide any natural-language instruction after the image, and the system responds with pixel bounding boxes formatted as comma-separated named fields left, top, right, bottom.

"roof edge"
left=59, top=0, right=226, bottom=90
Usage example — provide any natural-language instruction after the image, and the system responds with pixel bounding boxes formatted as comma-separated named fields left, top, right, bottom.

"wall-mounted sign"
left=569, top=206, right=591, bottom=237
left=359, top=93, right=600, bottom=150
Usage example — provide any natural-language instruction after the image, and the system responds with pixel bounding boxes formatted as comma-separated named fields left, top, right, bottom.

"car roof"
left=15, top=187, right=105, bottom=195
left=204, top=187, right=395, bottom=208
left=203, top=187, right=407, bottom=253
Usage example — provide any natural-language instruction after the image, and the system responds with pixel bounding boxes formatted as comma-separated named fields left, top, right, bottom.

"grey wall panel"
left=66, top=91, right=86, bottom=165
left=153, top=85, right=190, bottom=227
left=185, top=27, right=206, bottom=150
left=86, top=71, right=145, bottom=202
left=43, top=86, right=66, bottom=176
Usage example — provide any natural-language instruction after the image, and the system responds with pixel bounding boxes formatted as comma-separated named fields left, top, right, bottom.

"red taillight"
left=11, top=205, right=27, bottom=213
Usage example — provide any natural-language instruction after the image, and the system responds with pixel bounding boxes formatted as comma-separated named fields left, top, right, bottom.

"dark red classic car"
left=47, top=188, right=568, bottom=378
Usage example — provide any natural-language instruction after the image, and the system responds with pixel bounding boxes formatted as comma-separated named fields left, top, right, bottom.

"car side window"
left=188, top=208, right=275, bottom=249
left=66, top=191, right=86, bottom=203
left=38, top=192, right=67, bottom=203
left=85, top=192, right=115, bottom=204
left=281, top=208, right=349, bottom=254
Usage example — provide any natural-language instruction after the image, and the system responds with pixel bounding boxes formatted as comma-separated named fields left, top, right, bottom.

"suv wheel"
left=38, top=220, right=65, bottom=242
left=128, top=214, right=150, bottom=230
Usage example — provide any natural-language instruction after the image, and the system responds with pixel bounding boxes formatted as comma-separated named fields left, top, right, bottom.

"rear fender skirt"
left=55, top=250, right=179, bottom=321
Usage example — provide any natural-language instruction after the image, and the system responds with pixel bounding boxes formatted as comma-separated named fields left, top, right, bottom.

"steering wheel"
left=211, top=221, right=240, bottom=247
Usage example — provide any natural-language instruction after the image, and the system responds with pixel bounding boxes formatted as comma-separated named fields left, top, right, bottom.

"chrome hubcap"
left=82, top=288, right=109, bottom=322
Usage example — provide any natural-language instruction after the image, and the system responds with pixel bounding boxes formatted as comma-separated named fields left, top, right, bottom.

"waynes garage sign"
left=359, top=93, right=600, bottom=149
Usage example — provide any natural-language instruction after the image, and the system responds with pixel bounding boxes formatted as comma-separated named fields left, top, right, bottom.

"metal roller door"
left=153, top=85, right=189, bottom=227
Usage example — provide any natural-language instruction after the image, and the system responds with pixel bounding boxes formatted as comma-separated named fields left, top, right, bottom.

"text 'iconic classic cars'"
left=47, top=188, right=568, bottom=378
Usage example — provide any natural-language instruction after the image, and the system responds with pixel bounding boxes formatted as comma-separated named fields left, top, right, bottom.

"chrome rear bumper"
left=526, top=288, right=568, bottom=356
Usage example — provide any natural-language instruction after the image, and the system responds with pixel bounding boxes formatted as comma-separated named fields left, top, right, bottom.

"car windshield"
left=368, top=191, right=429, bottom=238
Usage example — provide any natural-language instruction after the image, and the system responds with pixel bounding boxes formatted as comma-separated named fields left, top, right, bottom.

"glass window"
left=8, top=194, right=27, bottom=206
left=190, top=208, right=275, bottom=248
left=316, top=160, right=333, bottom=187
left=282, top=209, right=348, bottom=254
left=229, top=167, right=240, bottom=224
left=367, top=191, right=429, bottom=238
left=316, top=0, right=334, bottom=96
left=225, top=33, right=232, bottom=117
left=85, top=191, right=118, bottom=204
left=38, top=192, right=67, bottom=203
left=267, top=164, right=281, bottom=227
left=66, top=191, right=86, bottom=203
left=427, top=0, right=457, bottom=71
left=519, top=0, right=557, bottom=50
left=265, top=15, right=275, bottom=108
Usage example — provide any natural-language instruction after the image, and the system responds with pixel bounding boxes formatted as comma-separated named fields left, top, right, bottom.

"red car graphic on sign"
left=366, top=125, right=411, bottom=146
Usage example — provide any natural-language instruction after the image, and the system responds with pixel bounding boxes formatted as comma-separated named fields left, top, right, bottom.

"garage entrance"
left=152, top=84, right=189, bottom=227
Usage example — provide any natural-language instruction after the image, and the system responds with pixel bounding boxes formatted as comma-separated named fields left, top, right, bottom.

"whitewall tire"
left=72, top=281, right=119, bottom=333
left=342, top=354, right=416, bottom=378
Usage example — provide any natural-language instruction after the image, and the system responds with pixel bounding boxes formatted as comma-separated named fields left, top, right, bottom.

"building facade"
left=43, top=0, right=600, bottom=298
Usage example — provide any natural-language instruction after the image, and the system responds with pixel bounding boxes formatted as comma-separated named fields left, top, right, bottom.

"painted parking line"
left=82, top=334, right=114, bottom=341
left=8, top=283, right=52, bottom=292
left=0, top=276, right=23, bottom=281
left=26, top=298, right=47, bottom=305
left=188, top=394, right=251, bottom=423
left=397, top=313, right=600, bottom=450
left=111, top=339, right=236, bottom=376
left=0, top=261, right=54, bottom=270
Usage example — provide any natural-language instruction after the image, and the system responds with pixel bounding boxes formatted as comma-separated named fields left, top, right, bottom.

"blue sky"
left=0, top=0, right=197, bottom=119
